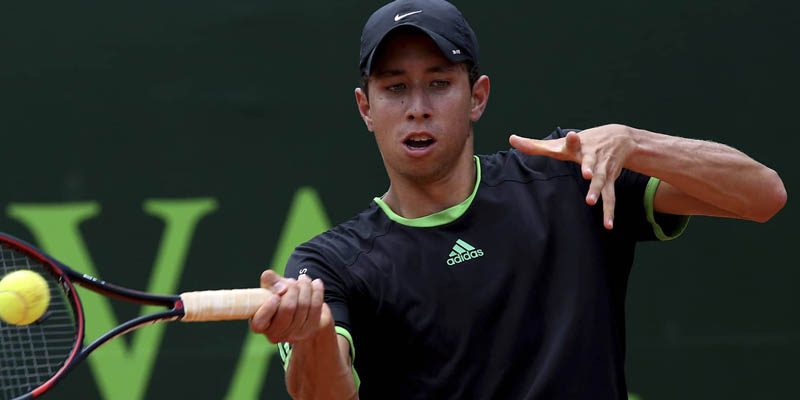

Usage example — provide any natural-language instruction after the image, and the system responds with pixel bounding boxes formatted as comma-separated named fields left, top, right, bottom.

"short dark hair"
left=359, top=61, right=480, bottom=100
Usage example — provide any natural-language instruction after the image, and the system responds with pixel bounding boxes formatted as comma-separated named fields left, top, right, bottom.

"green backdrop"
left=0, top=1, right=796, bottom=399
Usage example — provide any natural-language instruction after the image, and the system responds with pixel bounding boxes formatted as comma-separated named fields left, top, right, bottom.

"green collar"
left=373, top=156, right=481, bottom=227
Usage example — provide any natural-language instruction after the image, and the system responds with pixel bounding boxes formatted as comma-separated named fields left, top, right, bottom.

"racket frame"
left=0, top=232, right=184, bottom=399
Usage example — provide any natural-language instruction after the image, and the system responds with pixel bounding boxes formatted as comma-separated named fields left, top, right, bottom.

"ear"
left=355, top=88, right=374, bottom=132
left=469, top=75, right=490, bottom=123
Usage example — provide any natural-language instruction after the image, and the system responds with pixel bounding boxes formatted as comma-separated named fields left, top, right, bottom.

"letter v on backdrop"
left=4, top=188, right=331, bottom=400
left=6, top=199, right=218, bottom=400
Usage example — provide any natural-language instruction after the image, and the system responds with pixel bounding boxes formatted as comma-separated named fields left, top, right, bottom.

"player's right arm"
left=285, top=319, right=357, bottom=400
left=250, top=270, right=358, bottom=400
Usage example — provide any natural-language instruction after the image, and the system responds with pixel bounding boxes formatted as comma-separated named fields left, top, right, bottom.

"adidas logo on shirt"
left=446, top=239, right=484, bottom=266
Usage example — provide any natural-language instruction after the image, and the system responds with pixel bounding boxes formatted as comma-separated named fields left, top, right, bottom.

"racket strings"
left=0, top=244, right=77, bottom=400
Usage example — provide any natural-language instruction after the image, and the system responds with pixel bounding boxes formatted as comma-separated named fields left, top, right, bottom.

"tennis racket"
left=0, top=232, right=271, bottom=399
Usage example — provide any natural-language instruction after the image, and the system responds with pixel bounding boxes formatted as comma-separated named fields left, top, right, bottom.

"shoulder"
left=286, top=203, right=391, bottom=278
left=478, top=127, right=582, bottom=186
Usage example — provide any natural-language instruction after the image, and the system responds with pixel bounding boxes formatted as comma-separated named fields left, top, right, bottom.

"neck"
left=382, top=153, right=477, bottom=219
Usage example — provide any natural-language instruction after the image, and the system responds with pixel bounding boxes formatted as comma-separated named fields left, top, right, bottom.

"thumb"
left=509, top=134, right=561, bottom=157
left=260, top=269, right=289, bottom=295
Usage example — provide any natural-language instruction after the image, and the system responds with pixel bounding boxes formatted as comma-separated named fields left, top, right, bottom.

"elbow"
left=750, top=168, right=787, bottom=223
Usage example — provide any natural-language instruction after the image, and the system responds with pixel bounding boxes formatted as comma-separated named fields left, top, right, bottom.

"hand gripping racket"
left=0, top=232, right=271, bottom=399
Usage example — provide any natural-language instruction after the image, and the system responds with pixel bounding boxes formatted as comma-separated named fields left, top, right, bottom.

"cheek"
left=439, top=92, right=473, bottom=124
left=370, top=98, right=405, bottom=130
left=369, top=100, right=401, bottom=151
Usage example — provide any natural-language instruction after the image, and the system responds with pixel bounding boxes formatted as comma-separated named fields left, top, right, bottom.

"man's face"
left=357, top=30, right=481, bottom=184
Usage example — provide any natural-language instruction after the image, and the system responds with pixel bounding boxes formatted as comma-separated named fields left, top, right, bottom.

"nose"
left=405, top=89, right=432, bottom=121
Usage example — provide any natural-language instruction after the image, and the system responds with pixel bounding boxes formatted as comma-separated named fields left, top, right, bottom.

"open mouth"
left=404, top=135, right=436, bottom=150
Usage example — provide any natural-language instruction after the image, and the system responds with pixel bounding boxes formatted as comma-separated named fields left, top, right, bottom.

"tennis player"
left=249, top=1, right=787, bottom=399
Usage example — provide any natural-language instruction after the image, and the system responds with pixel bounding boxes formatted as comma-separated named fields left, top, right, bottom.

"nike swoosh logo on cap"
left=394, top=10, right=422, bottom=21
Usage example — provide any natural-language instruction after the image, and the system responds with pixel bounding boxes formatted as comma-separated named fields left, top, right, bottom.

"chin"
left=396, top=161, right=448, bottom=184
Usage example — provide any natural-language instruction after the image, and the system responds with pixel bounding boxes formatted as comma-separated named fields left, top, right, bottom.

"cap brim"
left=363, top=23, right=472, bottom=76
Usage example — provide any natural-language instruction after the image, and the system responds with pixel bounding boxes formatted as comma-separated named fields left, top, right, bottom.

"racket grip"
left=180, top=288, right=272, bottom=322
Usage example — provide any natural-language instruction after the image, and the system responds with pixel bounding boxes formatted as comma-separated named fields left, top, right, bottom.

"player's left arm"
left=509, top=124, right=787, bottom=228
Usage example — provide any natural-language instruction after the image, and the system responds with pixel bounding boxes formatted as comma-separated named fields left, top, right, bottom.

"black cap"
left=359, top=0, right=479, bottom=76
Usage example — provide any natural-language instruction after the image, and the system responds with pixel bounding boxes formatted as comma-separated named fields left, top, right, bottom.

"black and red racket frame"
left=0, top=232, right=185, bottom=399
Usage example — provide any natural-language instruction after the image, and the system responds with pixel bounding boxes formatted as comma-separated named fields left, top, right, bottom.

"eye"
left=386, top=83, right=406, bottom=92
left=431, top=80, right=450, bottom=88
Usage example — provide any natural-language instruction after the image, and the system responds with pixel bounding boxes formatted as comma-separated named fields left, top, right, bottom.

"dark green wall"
left=0, top=1, right=795, bottom=399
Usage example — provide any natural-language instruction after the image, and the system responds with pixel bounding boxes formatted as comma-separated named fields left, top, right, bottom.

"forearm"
left=626, top=126, right=786, bottom=221
left=286, top=322, right=357, bottom=400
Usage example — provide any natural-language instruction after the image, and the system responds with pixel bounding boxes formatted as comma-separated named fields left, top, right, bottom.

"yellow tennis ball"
left=0, top=270, right=51, bottom=325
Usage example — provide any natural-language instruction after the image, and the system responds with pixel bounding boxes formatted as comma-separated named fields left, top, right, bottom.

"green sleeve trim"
left=276, top=328, right=360, bottom=391
left=373, top=156, right=481, bottom=227
left=335, top=326, right=361, bottom=391
left=644, top=177, right=690, bottom=241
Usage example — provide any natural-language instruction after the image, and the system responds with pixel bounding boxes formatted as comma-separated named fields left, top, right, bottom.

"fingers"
left=586, top=168, right=605, bottom=205
left=600, top=181, right=616, bottom=230
left=580, top=152, right=596, bottom=180
left=249, top=292, right=280, bottom=334
left=256, top=273, right=327, bottom=344
left=585, top=157, right=620, bottom=230
left=512, top=130, right=616, bottom=228
left=283, top=275, right=312, bottom=340
left=267, top=278, right=298, bottom=342
left=296, top=279, right=325, bottom=341
left=565, top=131, right=581, bottom=156
left=261, top=269, right=288, bottom=295
left=510, top=133, right=583, bottom=164
left=586, top=170, right=616, bottom=230
left=319, top=303, right=333, bottom=333
left=509, top=135, right=565, bottom=159
left=509, top=134, right=544, bottom=154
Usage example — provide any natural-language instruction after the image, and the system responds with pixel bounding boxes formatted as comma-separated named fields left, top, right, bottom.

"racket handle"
left=179, top=288, right=272, bottom=322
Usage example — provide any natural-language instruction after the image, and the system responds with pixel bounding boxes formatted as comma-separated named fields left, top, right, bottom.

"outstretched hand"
left=509, top=124, right=638, bottom=229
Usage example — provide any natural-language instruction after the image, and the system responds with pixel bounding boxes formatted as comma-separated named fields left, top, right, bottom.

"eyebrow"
left=374, top=64, right=460, bottom=78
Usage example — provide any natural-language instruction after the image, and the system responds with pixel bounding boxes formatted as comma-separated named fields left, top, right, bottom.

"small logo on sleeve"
left=446, top=239, right=484, bottom=266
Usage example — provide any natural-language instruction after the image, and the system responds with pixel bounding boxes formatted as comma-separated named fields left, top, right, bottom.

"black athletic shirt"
left=279, top=128, right=689, bottom=399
